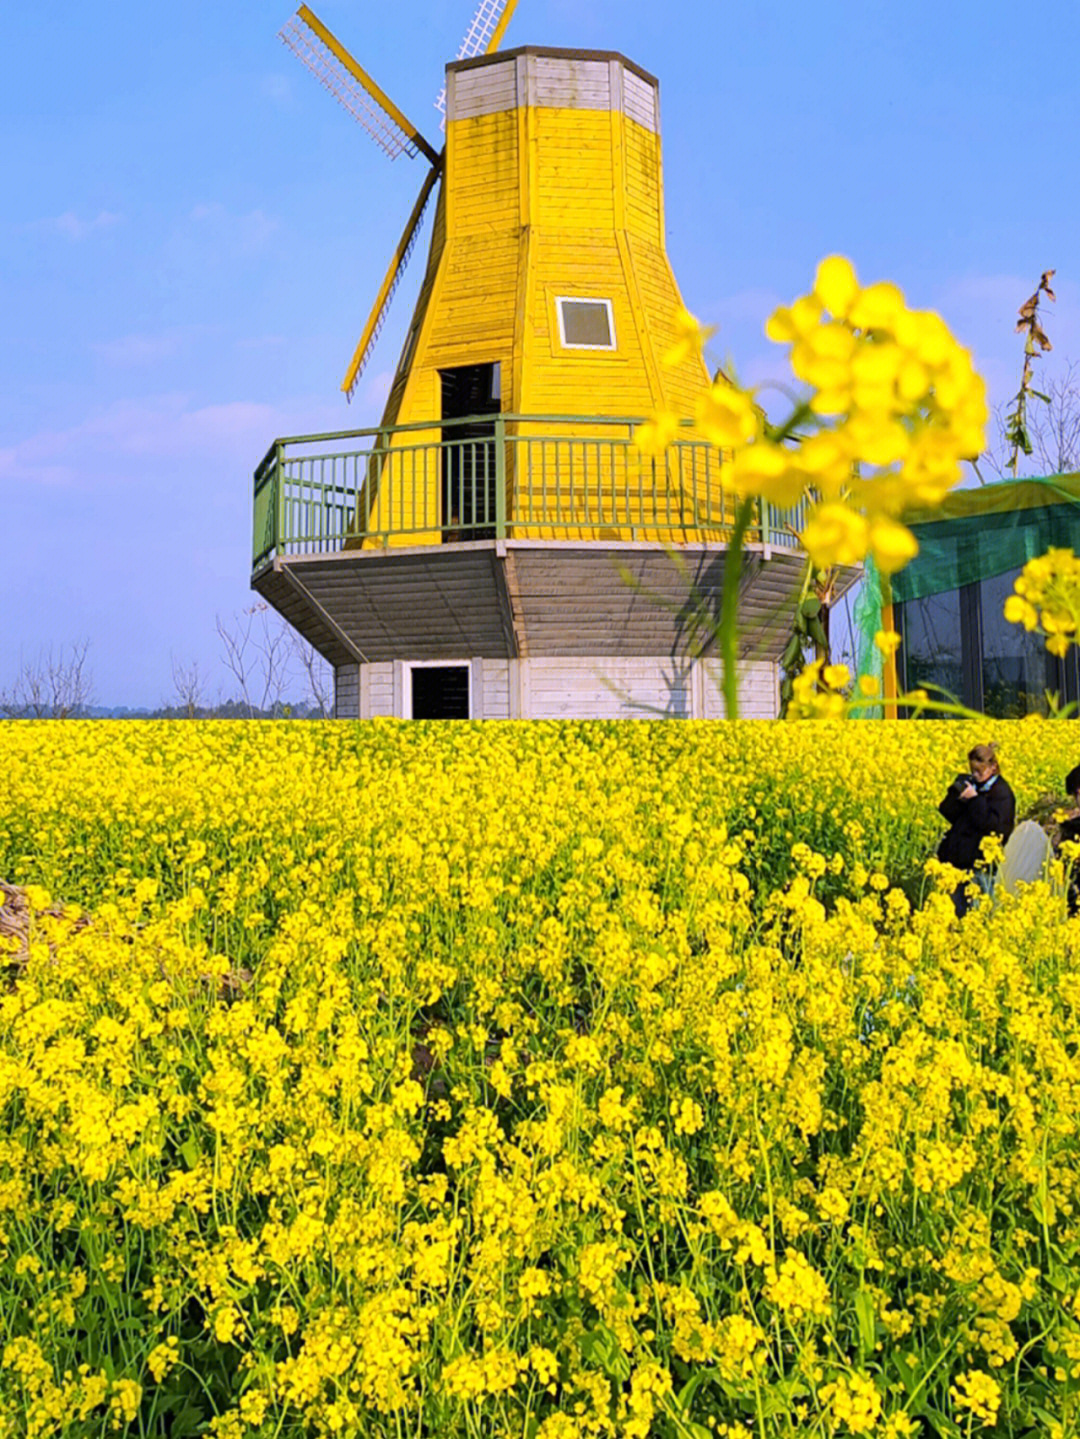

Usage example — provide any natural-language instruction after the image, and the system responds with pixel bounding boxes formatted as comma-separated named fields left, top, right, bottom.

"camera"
left=953, top=773, right=977, bottom=794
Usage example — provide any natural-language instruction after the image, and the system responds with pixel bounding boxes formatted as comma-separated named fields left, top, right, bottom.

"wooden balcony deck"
left=251, top=415, right=855, bottom=668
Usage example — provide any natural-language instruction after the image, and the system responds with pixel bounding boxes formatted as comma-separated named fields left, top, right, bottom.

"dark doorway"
left=440, top=364, right=500, bottom=540
left=411, top=664, right=470, bottom=719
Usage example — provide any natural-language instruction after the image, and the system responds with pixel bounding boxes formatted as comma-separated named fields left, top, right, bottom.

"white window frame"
left=404, top=660, right=472, bottom=720
left=555, top=296, right=617, bottom=351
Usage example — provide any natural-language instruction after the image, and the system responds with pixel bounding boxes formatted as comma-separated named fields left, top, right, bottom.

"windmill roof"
left=447, top=46, right=657, bottom=90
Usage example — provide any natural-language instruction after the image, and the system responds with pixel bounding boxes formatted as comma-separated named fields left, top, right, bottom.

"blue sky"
left=4, top=0, right=1079, bottom=707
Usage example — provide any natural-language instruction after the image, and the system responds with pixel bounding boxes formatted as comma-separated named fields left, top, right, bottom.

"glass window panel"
left=980, top=569, right=1057, bottom=717
left=901, top=591, right=963, bottom=716
left=558, top=299, right=615, bottom=349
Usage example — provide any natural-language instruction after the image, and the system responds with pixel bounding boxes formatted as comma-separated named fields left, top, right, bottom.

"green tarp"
left=890, top=473, right=1080, bottom=603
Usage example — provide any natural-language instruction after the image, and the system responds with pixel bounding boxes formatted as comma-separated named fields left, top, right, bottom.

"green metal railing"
left=252, top=413, right=808, bottom=574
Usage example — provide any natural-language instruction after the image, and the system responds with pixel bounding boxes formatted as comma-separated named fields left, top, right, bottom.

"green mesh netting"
left=852, top=557, right=884, bottom=719
left=891, top=474, right=1080, bottom=603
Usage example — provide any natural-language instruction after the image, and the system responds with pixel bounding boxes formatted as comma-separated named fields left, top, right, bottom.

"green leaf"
left=1031, top=1406, right=1061, bottom=1426
left=578, top=1323, right=631, bottom=1380
left=674, top=1370, right=712, bottom=1411
left=800, top=596, right=822, bottom=618
left=923, top=1406, right=963, bottom=1438
left=808, top=617, right=829, bottom=648
left=854, top=1286, right=876, bottom=1358
left=892, top=1352, right=918, bottom=1398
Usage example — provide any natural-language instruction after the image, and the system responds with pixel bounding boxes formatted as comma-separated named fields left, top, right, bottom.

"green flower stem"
left=720, top=496, right=758, bottom=719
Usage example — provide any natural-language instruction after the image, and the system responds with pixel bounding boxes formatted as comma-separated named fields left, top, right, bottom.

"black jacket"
left=937, top=775, right=1016, bottom=871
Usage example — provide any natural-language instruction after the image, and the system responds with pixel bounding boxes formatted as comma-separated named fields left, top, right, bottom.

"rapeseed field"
left=1, top=720, right=1079, bottom=1438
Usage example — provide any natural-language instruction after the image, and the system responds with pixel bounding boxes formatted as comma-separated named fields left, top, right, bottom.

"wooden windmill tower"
left=251, top=2, right=828, bottom=718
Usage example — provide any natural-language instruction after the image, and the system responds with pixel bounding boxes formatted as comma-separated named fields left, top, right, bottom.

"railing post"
left=758, top=497, right=770, bottom=547
left=494, top=413, right=507, bottom=540
left=275, top=442, right=285, bottom=557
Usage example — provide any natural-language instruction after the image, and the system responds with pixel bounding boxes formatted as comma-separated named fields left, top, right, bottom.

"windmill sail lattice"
left=281, top=8, right=433, bottom=160
left=342, top=165, right=440, bottom=400
left=281, top=0, right=521, bottom=394
left=435, top=0, right=518, bottom=114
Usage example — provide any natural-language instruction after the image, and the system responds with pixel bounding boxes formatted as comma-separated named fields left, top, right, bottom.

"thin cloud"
left=234, top=334, right=287, bottom=352
left=92, top=332, right=185, bottom=367
left=261, top=74, right=293, bottom=105
left=189, top=203, right=278, bottom=253
left=0, top=394, right=341, bottom=490
left=29, top=210, right=123, bottom=241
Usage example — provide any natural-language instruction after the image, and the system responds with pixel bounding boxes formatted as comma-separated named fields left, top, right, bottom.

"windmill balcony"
left=252, top=412, right=809, bottom=564
left=250, top=413, right=850, bottom=719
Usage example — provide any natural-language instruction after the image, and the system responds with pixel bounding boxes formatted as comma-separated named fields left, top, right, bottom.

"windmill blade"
left=434, top=0, right=519, bottom=118
left=281, top=5, right=439, bottom=164
left=341, top=165, right=441, bottom=401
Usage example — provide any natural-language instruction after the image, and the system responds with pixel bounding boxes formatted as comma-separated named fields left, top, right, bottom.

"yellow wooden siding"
left=423, top=235, right=520, bottom=364
left=447, top=112, right=520, bottom=235
left=624, top=121, right=661, bottom=243
left=625, top=234, right=710, bottom=418
left=531, top=111, right=617, bottom=230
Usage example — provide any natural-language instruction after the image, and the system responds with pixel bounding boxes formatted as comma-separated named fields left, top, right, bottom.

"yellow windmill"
left=254, top=5, right=828, bottom=720
left=278, top=0, right=719, bottom=544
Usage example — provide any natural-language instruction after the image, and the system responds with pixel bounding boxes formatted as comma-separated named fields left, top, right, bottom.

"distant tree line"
left=2, top=606, right=334, bottom=720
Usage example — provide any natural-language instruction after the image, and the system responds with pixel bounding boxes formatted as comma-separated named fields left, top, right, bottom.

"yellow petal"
left=813, top=256, right=859, bottom=319
left=868, top=517, right=919, bottom=574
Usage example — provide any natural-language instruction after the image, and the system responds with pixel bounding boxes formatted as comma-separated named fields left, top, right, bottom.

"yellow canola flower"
left=868, top=515, right=919, bottom=574
left=819, top=1372, right=883, bottom=1435
left=695, top=379, right=760, bottom=449
left=949, top=1369, right=1001, bottom=1427
left=1005, top=547, right=1080, bottom=658
left=799, top=503, right=870, bottom=568
left=634, top=258, right=987, bottom=589
left=764, top=1251, right=832, bottom=1321
left=664, top=305, right=717, bottom=366
left=633, top=408, right=681, bottom=458
left=813, top=254, right=860, bottom=319
left=874, top=628, right=901, bottom=657
left=728, top=437, right=806, bottom=507
left=764, top=293, right=825, bottom=344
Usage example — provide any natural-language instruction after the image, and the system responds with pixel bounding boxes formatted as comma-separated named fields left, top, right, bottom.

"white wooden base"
left=334, top=656, right=778, bottom=719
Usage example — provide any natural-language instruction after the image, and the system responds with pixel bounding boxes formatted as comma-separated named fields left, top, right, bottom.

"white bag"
left=997, top=820, right=1054, bottom=897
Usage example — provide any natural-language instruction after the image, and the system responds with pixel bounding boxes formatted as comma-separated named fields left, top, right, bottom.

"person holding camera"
left=1054, top=763, right=1080, bottom=915
left=937, top=743, right=1016, bottom=916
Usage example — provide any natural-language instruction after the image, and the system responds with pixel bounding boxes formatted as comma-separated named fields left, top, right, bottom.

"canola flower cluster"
left=636, top=257, right=988, bottom=577
left=2, top=720, right=1080, bottom=1437
left=1005, top=548, right=1080, bottom=658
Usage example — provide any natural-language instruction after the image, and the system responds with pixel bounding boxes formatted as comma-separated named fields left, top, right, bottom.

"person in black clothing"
left=937, top=742, right=1016, bottom=916
left=1057, top=764, right=1080, bottom=915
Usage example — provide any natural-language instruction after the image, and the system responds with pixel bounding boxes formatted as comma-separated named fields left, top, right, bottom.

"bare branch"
left=290, top=634, right=333, bottom=718
left=216, top=610, right=258, bottom=717
left=983, top=358, right=1080, bottom=480
left=215, top=604, right=300, bottom=717
left=170, top=655, right=208, bottom=719
left=0, top=641, right=92, bottom=719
